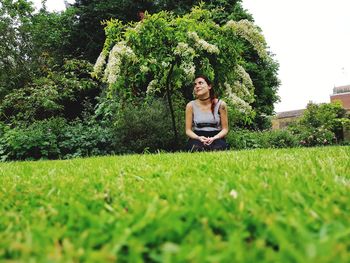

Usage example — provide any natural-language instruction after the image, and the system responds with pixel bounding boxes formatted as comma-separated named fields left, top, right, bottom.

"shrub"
left=0, top=118, right=65, bottom=161
left=295, top=127, right=336, bottom=147
left=59, top=119, right=114, bottom=159
left=226, top=129, right=267, bottom=150
left=0, top=117, right=115, bottom=161
left=264, top=129, right=299, bottom=148
left=111, top=99, right=186, bottom=154
left=298, top=102, right=349, bottom=141
left=227, top=129, right=298, bottom=150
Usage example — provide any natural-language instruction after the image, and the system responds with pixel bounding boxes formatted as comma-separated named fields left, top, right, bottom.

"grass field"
left=0, top=146, right=349, bottom=262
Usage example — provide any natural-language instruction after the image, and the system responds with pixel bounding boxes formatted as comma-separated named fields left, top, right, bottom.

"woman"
left=185, top=75, right=229, bottom=151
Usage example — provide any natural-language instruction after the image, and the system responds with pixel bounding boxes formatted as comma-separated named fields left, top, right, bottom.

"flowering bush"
left=93, top=6, right=277, bottom=134
left=289, top=101, right=350, bottom=145
left=296, top=127, right=336, bottom=147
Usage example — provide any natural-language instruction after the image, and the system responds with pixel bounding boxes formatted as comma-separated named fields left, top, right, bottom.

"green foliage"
left=69, top=0, right=251, bottom=62
left=265, top=129, right=299, bottom=148
left=111, top=99, right=186, bottom=153
left=245, top=56, right=280, bottom=129
left=58, top=118, right=114, bottom=159
left=226, top=129, right=266, bottom=149
left=288, top=102, right=350, bottom=145
left=0, top=117, right=114, bottom=161
left=227, top=129, right=298, bottom=150
left=299, top=102, right=349, bottom=140
left=0, top=1, right=81, bottom=99
left=295, top=127, right=336, bottom=147
left=94, top=6, right=278, bottom=136
left=0, top=118, right=64, bottom=161
left=30, top=7, right=77, bottom=67
left=0, top=147, right=349, bottom=261
left=0, top=59, right=101, bottom=124
left=0, top=0, right=35, bottom=98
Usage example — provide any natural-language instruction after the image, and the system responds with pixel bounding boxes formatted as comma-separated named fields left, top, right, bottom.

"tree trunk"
left=165, top=61, right=178, bottom=149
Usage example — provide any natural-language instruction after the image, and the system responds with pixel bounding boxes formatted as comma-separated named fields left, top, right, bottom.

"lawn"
left=0, top=146, right=349, bottom=262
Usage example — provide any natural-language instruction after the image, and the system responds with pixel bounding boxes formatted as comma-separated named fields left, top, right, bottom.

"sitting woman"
left=185, top=75, right=229, bottom=151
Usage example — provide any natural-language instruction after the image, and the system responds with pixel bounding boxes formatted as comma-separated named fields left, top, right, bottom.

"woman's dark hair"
left=195, top=75, right=217, bottom=117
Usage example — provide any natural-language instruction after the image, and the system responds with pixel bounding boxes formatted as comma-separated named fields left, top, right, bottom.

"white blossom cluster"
left=230, top=81, right=254, bottom=103
left=161, top=61, right=170, bottom=68
left=187, top=32, right=220, bottom=54
left=225, top=19, right=268, bottom=59
left=92, top=51, right=107, bottom=78
left=174, top=42, right=196, bottom=58
left=224, top=82, right=252, bottom=113
left=103, top=41, right=137, bottom=84
left=148, top=58, right=157, bottom=64
left=179, top=61, right=196, bottom=81
left=140, top=65, right=149, bottom=74
left=233, top=65, right=254, bottom=103
left=131, top=22, right=142, bottom=34
left=174, top=42, right=196, bottom=82
left=146, top=79, right=159, bottom=95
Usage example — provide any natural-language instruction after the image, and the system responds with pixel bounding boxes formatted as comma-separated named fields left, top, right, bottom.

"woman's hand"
left=203, top=136, right=217, bottom=146
left=198, top=136, right=209, bottom=144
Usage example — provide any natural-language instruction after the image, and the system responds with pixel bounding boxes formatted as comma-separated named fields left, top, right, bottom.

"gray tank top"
left=191, top=100, right=222, bottom=131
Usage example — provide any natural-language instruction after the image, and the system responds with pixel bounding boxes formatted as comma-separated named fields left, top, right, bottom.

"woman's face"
left=194, top=77, right=211, bottom=97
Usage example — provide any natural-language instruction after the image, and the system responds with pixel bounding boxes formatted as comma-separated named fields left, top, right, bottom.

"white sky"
left=33, top=0, right=350, bottom=112
left=242, top=0, right=350, bottom=112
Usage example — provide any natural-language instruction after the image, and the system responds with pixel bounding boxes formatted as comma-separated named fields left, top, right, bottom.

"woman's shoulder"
left=219, top=99, right=227, bottom=106
left=215, top=98, right=225, bottom=105
left=218, top=100, right=227, bottom=110
left=186, top=100, right=195, bottom=109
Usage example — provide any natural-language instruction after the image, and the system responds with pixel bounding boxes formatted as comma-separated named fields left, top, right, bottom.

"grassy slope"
left=0, top=146, right=349, bottom=262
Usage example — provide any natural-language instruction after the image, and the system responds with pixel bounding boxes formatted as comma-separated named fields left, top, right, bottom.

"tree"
left=30, top=7, right=77, bottom=68
left=0, top=59, right=100, bottom=124
left=93, top=6, right=275, bottom=145
left=0, top=0, right=34, bottom=98
left=244, top=50, right=280, bottom=130
left=67, top=0, right=278, bottom=129
left=0, top=0, right=77, bottom=99
left=67, top=0, right=252, bottom=62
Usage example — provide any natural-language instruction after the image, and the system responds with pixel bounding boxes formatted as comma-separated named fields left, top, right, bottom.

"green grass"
left=0, top=146, right=349, bottom=262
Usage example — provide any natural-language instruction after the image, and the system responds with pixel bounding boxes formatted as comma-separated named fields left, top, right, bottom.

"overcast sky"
left=33, top=0, right=350, bottom=112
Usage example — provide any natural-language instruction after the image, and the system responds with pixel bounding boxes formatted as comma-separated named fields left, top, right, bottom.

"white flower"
left=224, top=82, right=252, bottom=113
left=161, top=61, right=170, bottom=68
left=179, top=61, right=196, bottom=81
left=230, top=65, right=255, bottom=103
left=174, top=42, right=196, bottom=58
left=187, top=32, right=220, bottom=54
left=146, top=79, right=158, bottom=95
left=148, top=58, right=157, bottom=64
left=93, top=52, right=107, bottom=78
left=225, top=19, right=268, bottom=59
left=140, top=65, right=149, bottom=73
left=229, top=189, right=238, bottom=199
left=236, top=65, right=253, bottom=91
left=103, top=41, right=137, bottom=84
left=173, top=42, right=196, bottom=81
left=133, top=22, right=142, bottom=33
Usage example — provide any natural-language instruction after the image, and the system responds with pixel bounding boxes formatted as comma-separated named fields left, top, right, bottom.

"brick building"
left=271, top=109, right=304, bottom=130
left=330, top=85, right=350, bottom=110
